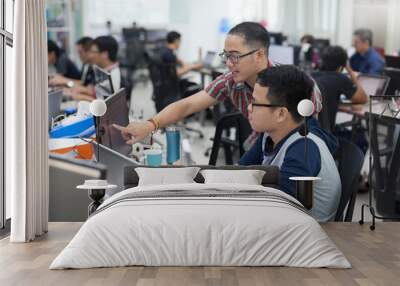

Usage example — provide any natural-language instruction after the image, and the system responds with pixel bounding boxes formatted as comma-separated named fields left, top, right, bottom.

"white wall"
left=81, top=0, right=400, bottom=59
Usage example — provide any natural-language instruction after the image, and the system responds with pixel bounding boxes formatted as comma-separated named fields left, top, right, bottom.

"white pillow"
left=136, top=167, right=201, bottom=186
left=200, top=169, right=266, bottom=185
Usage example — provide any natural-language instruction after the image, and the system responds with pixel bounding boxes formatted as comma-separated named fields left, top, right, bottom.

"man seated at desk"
left=48, top=39, right=81, bottom=81
left=63, top=35, right=126, bottom=101
left=160, top=31, right=203, bottom=77
left=313, top=46, right=367, bottom=131
left=350, top=29, right=384, bottom=75
left=239, top=65, right=341, bottom=222
left=49, top=37, right=95, bottom=89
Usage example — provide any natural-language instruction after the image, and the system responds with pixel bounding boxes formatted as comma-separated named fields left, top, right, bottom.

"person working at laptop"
left=240, top=65, right=341, bottom=222
left=160, top=31, right=203, bottom=76
left=350, top=29, right=384, bottom=75
left=312, top=46, right=367, bottom=131
left=49, top=37, right=95, bottom=88
left=114, top=22, right=322, bottom=147
left=48, top=39, right=81, bottom=81
left=64, top=36, right=127, bottom=101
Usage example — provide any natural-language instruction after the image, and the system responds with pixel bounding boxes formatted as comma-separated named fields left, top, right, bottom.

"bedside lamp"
left=290, top=99, right=320, bottom=210
left=89, top=99, right=107, bottom=162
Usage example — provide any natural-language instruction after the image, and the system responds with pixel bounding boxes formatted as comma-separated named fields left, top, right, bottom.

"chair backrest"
left=208, top=112, right=252, bottom=165
left=144, top=50, right=180, bottom=112
left=384, top=68, right=400, bottom=95
left=334, top=138, right=365, bottom=221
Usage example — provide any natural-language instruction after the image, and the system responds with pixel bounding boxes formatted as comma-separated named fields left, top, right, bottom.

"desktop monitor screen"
left=203, top=51, right=217, bottom=67
left=146, top=29, right=168, bottom=42
left=385, top=55, right=400, bottom=69
left=268, top=45, right=294, bottom=65
left=313, top=38, right=330, bottom=52
left=357, top=74, right=390, bottom=96
left=269, top=32, right=284, bottom=45
left=93, top=65, right=114, bottom=99
left=98, top=88, right=132, bottom=156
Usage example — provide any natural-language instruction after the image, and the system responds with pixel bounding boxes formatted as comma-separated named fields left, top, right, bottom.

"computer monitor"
left=385, top=55, right=400, bottom=69
left=202, top=51, right=217, bottom=68
left=49, top=153, right=107, bottom=222
left=269, top=32, right=284, bottom=45
left=313, top=38, right=330, bottom=53
left=268, top=45, right=295, bottom=65
left=384, top=68, right=400, bottom=95
left=48, top=88, right=63, bottom=127
left=97, top=88, right=132, bottom=157
left=357, top=74, right=390, bottom=96
left=146, top=29, right=168, bottom=42
left=93, top=65, right=114, bottom=99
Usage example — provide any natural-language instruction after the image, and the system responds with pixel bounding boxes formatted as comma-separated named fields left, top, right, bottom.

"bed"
left=50, top=165, right=350, bottom=269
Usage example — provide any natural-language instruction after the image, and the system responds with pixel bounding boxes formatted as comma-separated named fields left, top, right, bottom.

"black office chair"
left=208, top=112, right=252, bottom=166
left=144, top=50, right=204, bottom=138
left=384, top=68, right=400, bottom=95
left=334, top=138, right=365, bottom=222
left=367, top=112, right=400, bottom=218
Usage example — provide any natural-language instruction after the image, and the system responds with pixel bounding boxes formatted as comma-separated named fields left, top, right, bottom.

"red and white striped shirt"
left=205, top=70, right=322, bottom=118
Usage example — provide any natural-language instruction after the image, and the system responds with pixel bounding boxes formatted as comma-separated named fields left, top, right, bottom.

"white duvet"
left=50, top=183, right=351, bottom=269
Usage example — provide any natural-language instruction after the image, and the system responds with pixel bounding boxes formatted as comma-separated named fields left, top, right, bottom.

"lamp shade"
left=297, top=99, right=314, bottom=117
left=89, top=99, right=107, bottom=117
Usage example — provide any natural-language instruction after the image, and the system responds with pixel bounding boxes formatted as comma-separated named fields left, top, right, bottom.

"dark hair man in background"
left=47, top=39, right=81, bottom=80
left=313, top=46, right=367, bottom=131
left=49, top=37, right=95, bottom=88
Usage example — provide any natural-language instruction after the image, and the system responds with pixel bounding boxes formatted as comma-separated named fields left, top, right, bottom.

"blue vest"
left=262, top=132, right=341, bottom=222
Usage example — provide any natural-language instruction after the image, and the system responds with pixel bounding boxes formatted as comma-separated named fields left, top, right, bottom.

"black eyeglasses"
left=251, top=103, right=283, bottom=108
left=219, top=49, right=259, bottom=65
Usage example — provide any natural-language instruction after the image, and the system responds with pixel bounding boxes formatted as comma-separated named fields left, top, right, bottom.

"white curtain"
left=7, top=0, right=48, bottom=242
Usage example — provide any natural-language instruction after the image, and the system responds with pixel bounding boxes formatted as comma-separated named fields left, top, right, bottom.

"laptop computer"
left=93, top=65, right=114, bottom=99
left=202, top=51, right=217, bottom=68
left=48, top=88, right=64, bottom=127
left=357, top=74, right=390, bottom=97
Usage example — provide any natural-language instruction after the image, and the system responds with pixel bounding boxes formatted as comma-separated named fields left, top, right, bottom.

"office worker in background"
left=49, top=37, right=95, bottom=88
left=64, top=35, right=126, bottom=101
left=114, top=22, right=322, bottom=145
left=350, top=29, right=384, bottom=75
left=312, top=46, right=367, bottom=131
left=48, top=39, right=81, bottom=80
left=159, top=31, right=203, bottom=76
left=239, top=66, right=341, bottom=222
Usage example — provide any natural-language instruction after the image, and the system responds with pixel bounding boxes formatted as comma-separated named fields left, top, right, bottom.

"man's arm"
left=114, top=90, right=217, bottom=144
left=345, top=65, right=367, bottom=104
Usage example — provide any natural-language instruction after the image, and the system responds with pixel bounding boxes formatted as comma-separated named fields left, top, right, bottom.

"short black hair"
left=256, top=65, right=314, bottom=123
left=166, top=31, right=181, bottom=44
left=300, top=34, right=314, bottom=45
left=320, top=46, right=348, bottom=71
left=228, top=22, right=270, bottom=54
left=48, top=39, right=60, bottom=58
left=93, top=36, right=119, bottom=62
left=76, top=36, right=93, bottom=51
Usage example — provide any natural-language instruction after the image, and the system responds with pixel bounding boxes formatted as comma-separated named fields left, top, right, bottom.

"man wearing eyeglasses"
left=240, top=65, right=340, bottom=222
left=114, top=22, right=322, bottom=147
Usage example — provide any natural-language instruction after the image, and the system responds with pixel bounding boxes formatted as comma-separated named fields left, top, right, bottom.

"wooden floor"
left=0, top=222, right=399, bottom=286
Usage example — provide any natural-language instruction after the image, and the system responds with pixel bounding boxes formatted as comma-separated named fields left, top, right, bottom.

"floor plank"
left=0, top=222, right=399, bottom=286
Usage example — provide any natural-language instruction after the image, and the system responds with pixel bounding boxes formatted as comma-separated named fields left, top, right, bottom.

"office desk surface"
left=338, top=100, right=400, bottom=119
left=1, top=222, right=399, bottom=286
